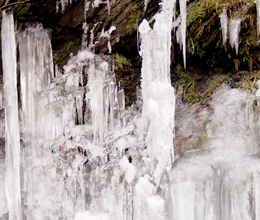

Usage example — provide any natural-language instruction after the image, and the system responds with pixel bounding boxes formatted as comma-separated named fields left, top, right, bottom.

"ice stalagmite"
left=229, top=18, right=241, bottom=55
left=139, top=0, right=175, bottom=184
left=220, top=8, right=228, bottom=45
left=1, top=10, right=22, bottom=220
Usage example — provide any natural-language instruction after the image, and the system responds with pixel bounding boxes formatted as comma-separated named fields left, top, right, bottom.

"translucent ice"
left=256, top=0, right=260, bottom=34
left=179, top=0, right=187, bottom=69
left=220, top=8, right=228, bottom=45
left=229, top=18, right=241, bottom=54
left=2, top=10, right=22, bottom=220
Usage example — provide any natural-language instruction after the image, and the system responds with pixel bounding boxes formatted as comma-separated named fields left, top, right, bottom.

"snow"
left=229, top=18, right=241, bottom=55
left=1, top=10, right=22, bottom=220
left=220, top=8, right=228, bottom=45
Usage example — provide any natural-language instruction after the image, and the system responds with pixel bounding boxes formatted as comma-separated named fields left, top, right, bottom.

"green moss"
left=112, top=53, right=132, bottom=70
left=174, top=66, right=232, bottom=104
left=62, top=41, right=75, bottom=52
left=236, top=71, right=260, bottom=92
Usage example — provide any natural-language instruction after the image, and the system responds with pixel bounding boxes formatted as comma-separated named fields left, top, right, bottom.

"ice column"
left=1, top=10, right=22, bottom=220
left=139, top=0, right=175, bottom=183
left=220, top=8, right=228, bottom=45
left=18, top=25, right=54, bottom=140
left=88, top=59, right=108, bottom=145
left=229, top=18, right=241, bottom=55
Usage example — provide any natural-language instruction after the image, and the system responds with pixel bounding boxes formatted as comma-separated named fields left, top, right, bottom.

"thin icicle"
left=144, top=0, right=150, bottom=12
left=256, top=0, right=260, bottom=35
left=180, top=0, right=187, bottom=69
left=99, top=26, right=116, bottom=54
left=56, top=0, right=77, bottom=13
left=1, top=10, right=22, bottom=220
left=220, top=8, right=228, bottom=45
left=229, top=18, right=241, bottom=55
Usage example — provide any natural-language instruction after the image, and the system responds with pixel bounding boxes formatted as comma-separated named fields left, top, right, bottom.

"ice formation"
left=139, top=0, right=175, bottom=184
left=179, top=0, right=187, bottom=69
left=170, top=84, right=260, bottom=220
left=3, top=0, right=260, bottom=219
left=99, top=26, right=116, bottom=54
left=56, top=0, right=77, bottom=13
left=220, top=8, right=228, bottom=45
left=256, top=0, right=260, bottom=34
left=1, top=10, right=22, bottom=220
left=229, top=18, right=241, bottom=55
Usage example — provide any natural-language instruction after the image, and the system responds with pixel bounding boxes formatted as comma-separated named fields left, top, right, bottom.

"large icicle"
left=229, top=18, right=241, bottom=55
left=18, top=24, right=54, bottom=141
left=220, top=8, right=228, bottom=45
left=1, top=10, right=22, bottom=220
left=139, top=0, right=175, bottom=184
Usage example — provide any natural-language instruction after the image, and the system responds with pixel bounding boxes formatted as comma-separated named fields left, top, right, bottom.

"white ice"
left=138, top=0, right=175, bottom=184
left=220, top=8, right=228, bottom=45
left=229, top=18, right=241, bottom=54
left=1, top=10, right=22, bottom=220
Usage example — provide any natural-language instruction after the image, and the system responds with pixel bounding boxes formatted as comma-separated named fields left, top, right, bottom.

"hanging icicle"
left=256, top=0, right=260, bottom=35
left=179, top=0, right=187, bottom=69
left=229, top=18, right=241, bottom=55
left=220, top=8, right=228, bottom=45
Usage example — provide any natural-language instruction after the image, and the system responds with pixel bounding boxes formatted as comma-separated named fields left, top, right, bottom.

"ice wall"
left=1, top=10, right=22, bottom=220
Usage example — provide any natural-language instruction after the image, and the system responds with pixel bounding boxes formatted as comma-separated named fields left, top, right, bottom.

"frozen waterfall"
left=2, top=0, right=260, bottom=219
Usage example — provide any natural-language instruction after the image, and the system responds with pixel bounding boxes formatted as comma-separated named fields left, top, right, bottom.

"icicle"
left=1, top=10, right=22, bottom=220
left=256, top=0, right=260, bottom=35
left=144, top=0, right=150, bottom=12
left=56, top=0, right=77, bottom=13
left=117, top=89, right=126, bottom=127
left=220, top=8, right=228, bottom=45
left=88, top=59, right=108, bottom=145
left=99, top=26, right=116, bottom=54
left=84, top=0, right=90, bottom=20
left=107, top=0, right=110, bottom=15
left=18, top=24, right=54, bottom=139
left=88, top=23, right=99, bottom=51
left=138, top=0, right=175, bottom=184
left=180, top=0, right=187, bottom=69
left=75, top=89, right=85, bottom=125
left=229, top=18, right=241, bottom=55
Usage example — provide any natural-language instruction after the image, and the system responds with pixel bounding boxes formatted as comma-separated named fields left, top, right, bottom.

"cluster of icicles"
left=57, top=0, right=260, bottom=69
